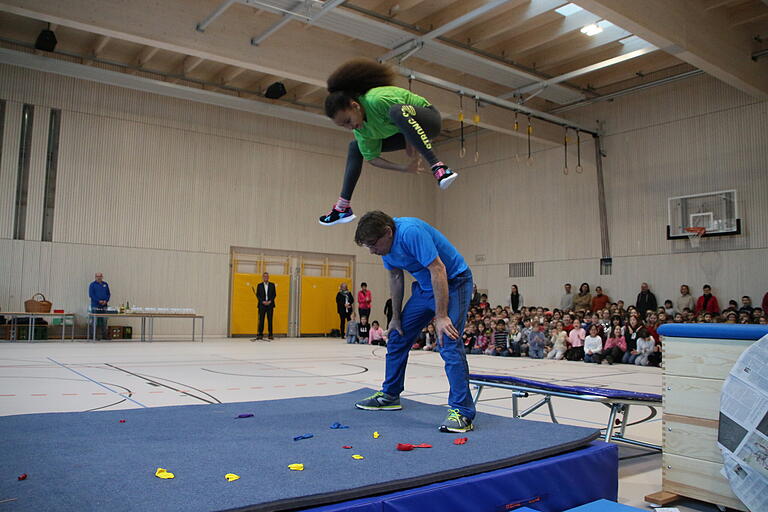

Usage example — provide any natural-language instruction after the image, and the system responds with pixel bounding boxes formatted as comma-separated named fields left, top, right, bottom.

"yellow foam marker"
left=352, top=454, right=364, bottom=460
left=155, top=467, right=175, bottom=479
left=225, top=473, right=240, bottom=482
left=288, top=464, right=304, bottom=471
left=373, top=431, right=380, bottom=439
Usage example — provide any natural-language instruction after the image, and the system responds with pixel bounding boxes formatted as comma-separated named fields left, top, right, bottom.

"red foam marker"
left=414, top=443, right=432, bottom=448
left=396, top=443, right=414, bottom=451
left=342, top=445, right=352, bottom=449
left=119, top=419, right=126, bottom=423
left=453, top=437, right=468, bottom=445
left=18, top=473, right=27, bottom=481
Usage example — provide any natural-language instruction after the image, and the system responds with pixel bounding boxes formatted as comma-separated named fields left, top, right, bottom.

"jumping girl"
left=320, top=58, right=458, bottom=226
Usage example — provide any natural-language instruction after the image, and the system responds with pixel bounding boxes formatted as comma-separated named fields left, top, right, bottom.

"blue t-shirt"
left=382, top=218, right=468, bottom=291
left=89, top=281, right=111, bottom=308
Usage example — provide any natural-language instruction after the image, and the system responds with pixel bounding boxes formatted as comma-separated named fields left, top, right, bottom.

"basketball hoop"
left=684, top=227, right=706, bottom=248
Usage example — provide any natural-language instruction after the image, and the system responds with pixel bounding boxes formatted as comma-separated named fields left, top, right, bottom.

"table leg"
left=28, top=316, right=33, bottom=343
left=141, top=317, right=145, bottom=342
left=192, top=317, right=195, bottom=342
left=201, top=317, right=204, bottom=343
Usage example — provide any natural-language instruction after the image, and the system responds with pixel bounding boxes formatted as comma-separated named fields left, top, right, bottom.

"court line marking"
left=46, top=357, right=148, bottom=408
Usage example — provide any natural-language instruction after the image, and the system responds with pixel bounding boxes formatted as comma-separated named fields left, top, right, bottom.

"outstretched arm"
left=369, top=156, right=421, bottom=174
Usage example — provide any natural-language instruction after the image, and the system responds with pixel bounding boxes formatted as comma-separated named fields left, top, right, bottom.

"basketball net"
left=684, top=227, right=706, bottom=248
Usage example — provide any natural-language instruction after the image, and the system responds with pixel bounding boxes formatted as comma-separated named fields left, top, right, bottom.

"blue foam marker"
left=293, top=433, right=314, bottom=441
left=329, top=422, right=349, bottom=429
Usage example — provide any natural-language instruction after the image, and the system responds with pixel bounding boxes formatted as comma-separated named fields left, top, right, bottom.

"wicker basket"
left=24, top=293, right=52, bottom=313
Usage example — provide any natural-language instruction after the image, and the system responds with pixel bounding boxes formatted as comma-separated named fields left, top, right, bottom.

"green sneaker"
left=354, top=391, right=402, bottom=411
left=439, top=408, right=474, bottom=433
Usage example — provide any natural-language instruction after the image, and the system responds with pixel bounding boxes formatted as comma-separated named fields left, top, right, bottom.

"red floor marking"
left=62, top=393, right=79, bottom=396
left=249, top=386, right=263, bottom=389
left=226, top=388, right=241, bottom=391
left=316, top=383, right=327, bottom=386
left=203, top=389, right=217, bottom=391
left=274, top=385, right=287, bottom=388
left=149, top=391, right=163, bottom=394
left=92, top=393, right=107, bottom=395
left=31, top=394, right=47, bottom=396
left=295, top=384, right=307, bottom=387
left=0, top=394, right=16, bottom=397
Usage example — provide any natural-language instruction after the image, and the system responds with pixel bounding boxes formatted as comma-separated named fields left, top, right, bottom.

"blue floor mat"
left=1, top=389, right=600, bottom=511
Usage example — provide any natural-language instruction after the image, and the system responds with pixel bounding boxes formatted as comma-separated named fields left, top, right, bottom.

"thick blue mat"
left=1, top=389, right=600, bottom=511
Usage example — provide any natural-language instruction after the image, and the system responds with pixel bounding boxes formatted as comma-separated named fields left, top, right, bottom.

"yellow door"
left=300, top=277, right=351, bottom=336
left=230, top=274, right=290, bottom=336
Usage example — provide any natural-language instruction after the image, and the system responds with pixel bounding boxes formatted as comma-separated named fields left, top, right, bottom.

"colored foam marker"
left=119, top=419, right=126, bottom=423
left=288, top=463, right=304, bottom=471
left=453, top=437, right=468, bottom=445
left=329, top=422, right=349, bottom=429
left=17, top=473, right=27, bottom=481
left=396, top=443, right=414, bottom=451
left=293, top=433, right=314, bottom=441
left=414, top=443, right=432, bottom=448
left=352, top=454, right=364, bottom=460
left=342, top=445, right=352, bottom=449
left=155, top=467, right=175, bottom=479
left=373, top=431, right=380, bottom=439
left=225, top=473, right=240, bottom=482
left=236, top=414, right=254, bottom=419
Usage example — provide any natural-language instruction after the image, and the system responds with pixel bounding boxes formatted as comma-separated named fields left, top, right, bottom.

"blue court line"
left=46, top=357, right=148, bottom=408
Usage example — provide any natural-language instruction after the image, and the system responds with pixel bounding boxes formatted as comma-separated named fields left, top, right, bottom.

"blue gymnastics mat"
left=1, top=389, right=602, bottom=511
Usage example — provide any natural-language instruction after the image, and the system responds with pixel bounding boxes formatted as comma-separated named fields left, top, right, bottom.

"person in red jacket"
left=695, top=284, right=721, bottom=314
left=357, top=282, right=372, bottom=321
left=591, top=286, right=610, bottom=312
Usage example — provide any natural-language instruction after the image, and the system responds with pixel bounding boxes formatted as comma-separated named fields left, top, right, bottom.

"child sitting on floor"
left=368, top=320, right=386, bottom=346
left=345, top=312, right=359, bottom=344
left=603, top=325, right=626, bottom=365
left=583, top=324, right=603, bottom=363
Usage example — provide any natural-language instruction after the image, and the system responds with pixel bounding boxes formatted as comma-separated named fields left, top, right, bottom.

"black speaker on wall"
left=34, top=29, right=58, bottom=52
left=264, top=82, right=287, bottom=99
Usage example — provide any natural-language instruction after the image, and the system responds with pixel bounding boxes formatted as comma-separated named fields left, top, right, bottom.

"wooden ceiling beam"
left=573, top=0, right=768, bottom=98
left=0, top=0, right=569, bottom=144
left=447, top=0, right=566, bottom=46
left=483, top=9, right=600, bottom=55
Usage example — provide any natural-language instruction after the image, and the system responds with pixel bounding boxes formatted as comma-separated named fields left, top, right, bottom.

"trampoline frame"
left=470, top=378, right=661, bottom=452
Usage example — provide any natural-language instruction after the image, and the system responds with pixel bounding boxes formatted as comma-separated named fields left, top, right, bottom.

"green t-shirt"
left=353, top=86, right=431, bottom=160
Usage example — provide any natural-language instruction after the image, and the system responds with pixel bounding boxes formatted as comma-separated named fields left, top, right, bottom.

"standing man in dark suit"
left=254, top=272, right=276, bottom=340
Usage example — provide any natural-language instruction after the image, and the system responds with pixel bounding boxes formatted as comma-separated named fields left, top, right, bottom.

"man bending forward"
left=353, top=211, right=475, bottom=433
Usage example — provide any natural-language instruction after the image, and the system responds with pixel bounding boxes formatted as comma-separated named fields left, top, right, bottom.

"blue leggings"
left=381, top=269, right=475, bottom=419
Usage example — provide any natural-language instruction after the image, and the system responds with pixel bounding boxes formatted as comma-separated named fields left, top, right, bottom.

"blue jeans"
left=382, top=269, right=475, bottom=419
left=529, top=345, right=544, bottom=359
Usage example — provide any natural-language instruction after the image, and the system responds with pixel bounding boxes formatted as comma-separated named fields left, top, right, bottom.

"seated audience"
left=528, top=323, right=546, bottom=359
left=368, top=320, right=386, bottom=346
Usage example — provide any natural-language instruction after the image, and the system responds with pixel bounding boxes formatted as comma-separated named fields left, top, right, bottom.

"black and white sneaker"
left=319, top=206, right=356, bottom=226
left=439, top=408, right=474, bottom=433
left=432, top=164, right=458, bottom=190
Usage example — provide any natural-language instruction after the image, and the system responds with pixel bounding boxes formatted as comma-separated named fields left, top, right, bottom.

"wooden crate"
left=646, top=334, right=752, bottom=511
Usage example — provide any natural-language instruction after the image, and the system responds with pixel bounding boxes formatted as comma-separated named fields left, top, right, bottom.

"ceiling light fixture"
left=580, top=23, right=603, bottom=36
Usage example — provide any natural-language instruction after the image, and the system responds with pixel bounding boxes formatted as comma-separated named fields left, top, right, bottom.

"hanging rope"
left=513, top=112, right=520, bottom=163
left=473, top=97, right=480, bottom=163
left=576, top=129, right=584, bottom=173
left=526, top=115, right=533, bottom=166
left=563, top=127, right=569, bottom=175
left=458, top=93, right=466, bottom=158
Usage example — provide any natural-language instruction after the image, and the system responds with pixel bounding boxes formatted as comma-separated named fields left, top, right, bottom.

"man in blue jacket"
left=352, top=211, right=475, bottom=433
left=89, top=272, right=111, bottom=340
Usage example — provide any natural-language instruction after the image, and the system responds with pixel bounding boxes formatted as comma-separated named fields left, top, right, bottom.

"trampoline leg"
left=619, top=405, right=630, bottom=437
left=512, top=393, right=519, bottom=418
left=472, top=384, right=483, bottom=405
left=546, top=396, right=558, bottom=424
left=605, top=404, right=620, bottom=442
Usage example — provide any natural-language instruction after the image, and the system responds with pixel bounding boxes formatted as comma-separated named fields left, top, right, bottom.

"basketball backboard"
left=667, top=189, right=741, bottom=240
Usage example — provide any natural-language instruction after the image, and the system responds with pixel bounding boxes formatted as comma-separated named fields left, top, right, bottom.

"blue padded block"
left=658, top=323, right=768, bottom=340
left=565, top=499, right=645, bottom=511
